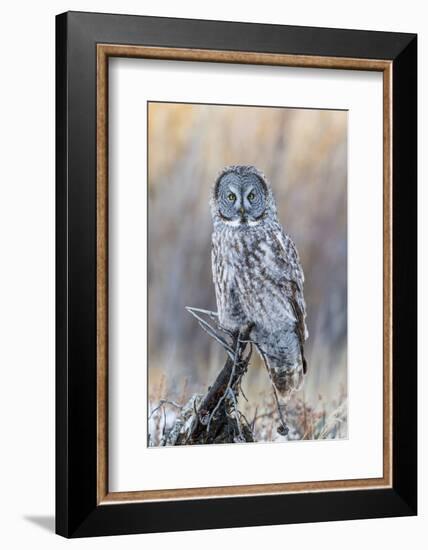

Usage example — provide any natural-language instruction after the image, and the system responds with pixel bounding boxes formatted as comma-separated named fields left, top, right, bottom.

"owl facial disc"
left=214, top=166, right=268, bottom=226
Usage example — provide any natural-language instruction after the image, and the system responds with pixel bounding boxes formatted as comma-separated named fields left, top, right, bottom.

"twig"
left=197, top=321, right=235, bottom=359
left=186, top=306, right=237, bottom=339
left=251, top=407, right=258, bottom=431
left=148, top=399, right=182, bottom=420
left=239, top=410, right=254, bottom=433
left=162, top=406, right=167, bottom=441
left=185, top=306, right=235, bottom=357
left=239, top=380, right=249, bottom=402
left=228, top=387, right=244, bottom=441
left=259, top=348, right=289, bottom=435
left=185, top=306, right=218, bottom=319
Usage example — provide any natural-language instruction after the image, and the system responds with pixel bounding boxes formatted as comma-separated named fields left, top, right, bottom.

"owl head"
left=211, top=165, right=277, bottom=227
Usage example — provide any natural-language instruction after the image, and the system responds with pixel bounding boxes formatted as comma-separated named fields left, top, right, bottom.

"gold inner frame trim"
left=96, top=44, right=393, bottom=505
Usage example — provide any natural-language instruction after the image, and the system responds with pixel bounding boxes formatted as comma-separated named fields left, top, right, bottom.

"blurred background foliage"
left=148, top=102, right=347, bottom=441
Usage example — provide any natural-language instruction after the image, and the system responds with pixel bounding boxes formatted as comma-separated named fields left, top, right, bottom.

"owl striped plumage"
left=210, top=165, right=308, bottom=396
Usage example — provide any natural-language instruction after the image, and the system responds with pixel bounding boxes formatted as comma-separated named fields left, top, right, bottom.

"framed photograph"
left=56, top=11, right=417, bottom=537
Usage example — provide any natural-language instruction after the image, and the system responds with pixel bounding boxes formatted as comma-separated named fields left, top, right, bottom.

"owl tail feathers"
left=270, top=361, right=305, bottom=397
left=302, top=352, right=308, bottom=375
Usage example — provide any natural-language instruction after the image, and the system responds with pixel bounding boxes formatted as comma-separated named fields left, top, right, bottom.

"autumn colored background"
left=148, top=102, right=348, bottom=443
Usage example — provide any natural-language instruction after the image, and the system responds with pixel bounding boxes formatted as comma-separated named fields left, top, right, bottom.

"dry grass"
left=148, top=360, right=348, bottom=446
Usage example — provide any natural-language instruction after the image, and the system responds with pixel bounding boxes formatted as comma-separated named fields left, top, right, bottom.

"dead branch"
left=154, top=306, right=295, bottom=445
left=164, top=309, right=255, bottom=445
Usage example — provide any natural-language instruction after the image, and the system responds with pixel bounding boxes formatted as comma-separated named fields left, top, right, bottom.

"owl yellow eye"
left=227, top=192, right=236, bottom=202
left=248, top=192, right=255, bottom=202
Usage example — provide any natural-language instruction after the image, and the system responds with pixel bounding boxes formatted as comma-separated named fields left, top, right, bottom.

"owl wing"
left=211, top=233, right=243, bottom=332
left=271, top=228, right=308, bottom=366
left=211, top=236, right=222, bottom=309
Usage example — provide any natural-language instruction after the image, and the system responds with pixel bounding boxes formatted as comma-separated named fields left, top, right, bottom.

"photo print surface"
left=147, top=101, right=347, bottom=446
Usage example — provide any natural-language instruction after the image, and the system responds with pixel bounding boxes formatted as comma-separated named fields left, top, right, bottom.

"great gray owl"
left=210, top=165, right=308, bottom=396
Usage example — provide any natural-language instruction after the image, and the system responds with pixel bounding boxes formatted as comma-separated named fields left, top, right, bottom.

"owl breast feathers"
left=210, top=165, right=308, bottom=396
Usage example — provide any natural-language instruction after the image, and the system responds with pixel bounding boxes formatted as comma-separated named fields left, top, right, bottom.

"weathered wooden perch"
left=164, top=308, right=255, bottom=444
left=153, top=306, right=290, bottom=446
left=149, top=307, right=349, bottom=445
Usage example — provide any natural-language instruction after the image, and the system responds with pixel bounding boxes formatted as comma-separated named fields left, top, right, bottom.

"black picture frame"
left=56, top=11, right=417, bottom=538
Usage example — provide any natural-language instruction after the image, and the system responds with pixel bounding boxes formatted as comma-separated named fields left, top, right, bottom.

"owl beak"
left=239, top=206, right=247, bottom=223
